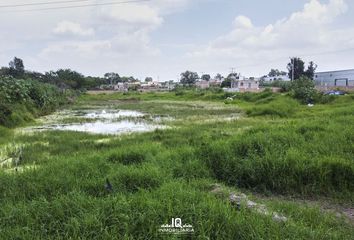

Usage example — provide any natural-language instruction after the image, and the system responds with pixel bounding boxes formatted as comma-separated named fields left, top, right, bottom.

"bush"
left=314, top=92, right=337, bottom=104
left=290, top=76, right=316, bottom=104
left=0, top=78, right=66, bottom=127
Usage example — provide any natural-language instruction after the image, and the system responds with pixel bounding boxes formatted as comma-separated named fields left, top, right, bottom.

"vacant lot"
left=0, top=90, right=353, bottom=239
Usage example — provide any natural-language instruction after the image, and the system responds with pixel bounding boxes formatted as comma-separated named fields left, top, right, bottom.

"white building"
left=195, top=80, right=210, bottom=89
left=231, top=77, right=260, bottom=91
left=139, top=81, right=162, bottom=92
left=314, top=69, right=354, bottom=88
left=209, top=78, right=223, bottom=87
left=263, top=75, right=290, bottom=82
left=114, top=82, right=128, bottom=92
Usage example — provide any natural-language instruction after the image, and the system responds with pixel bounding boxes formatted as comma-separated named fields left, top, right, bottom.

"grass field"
left=0, top=90, right=353, bottom=239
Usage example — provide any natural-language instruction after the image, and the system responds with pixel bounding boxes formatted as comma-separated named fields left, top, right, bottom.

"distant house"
left=195, top=80, right=210, bottom=89
left=314, top=69, right=354, bottom=89
left=127, top=81, right=141, bottom=90
left=163, top=81, right=177, bottom=90
left=263, top=75, right=290, bottom=82
left=139, top=81, right=161, bottom=92
left=209, top=78, right=223, bottom=87
left=229, top=77, right=260, bottom=92
left=114, top=82, right=128, bottom=92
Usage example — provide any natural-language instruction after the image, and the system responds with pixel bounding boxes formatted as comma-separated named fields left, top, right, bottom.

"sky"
left=0, top=0, right=354, bottom=81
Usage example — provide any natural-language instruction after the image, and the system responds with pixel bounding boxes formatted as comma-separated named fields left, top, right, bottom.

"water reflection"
left=28, top=109, right=168, bottom=135
left=51, top=120, right=162, bottom=134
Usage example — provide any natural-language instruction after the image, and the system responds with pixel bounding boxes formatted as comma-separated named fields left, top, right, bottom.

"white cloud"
left=233, top=16, right=253, bottom=29
left=187, top=0, right=354, bottom=76
left=288, top=0, right=347, bottom=24
left=54, top=21, right=95, bottom=36
left=1, top=0, right=353, bottom=80
left=0, top=0, right=194, bottom=79
left=39, top=40, right=111, bottom=58
left=98, top=3, right=163, bottom=28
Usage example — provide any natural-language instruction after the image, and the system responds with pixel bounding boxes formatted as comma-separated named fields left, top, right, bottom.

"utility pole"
left=291, top=58, right=295, bottom=81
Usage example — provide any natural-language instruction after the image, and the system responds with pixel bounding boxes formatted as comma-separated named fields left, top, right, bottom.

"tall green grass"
left=201, top=117, right=354, bottom=197
left=0, top=92, right=354, bottom=238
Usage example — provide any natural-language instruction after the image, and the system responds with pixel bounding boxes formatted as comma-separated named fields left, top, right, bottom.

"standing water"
left=25, top=109, right=168, bottom=135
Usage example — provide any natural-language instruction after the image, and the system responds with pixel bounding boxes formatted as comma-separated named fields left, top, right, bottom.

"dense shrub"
left=0, top=78, right=67, bottom=127
left=314, top=92, right=337, bottom=104
left=290, top=76, right=316, bottom=103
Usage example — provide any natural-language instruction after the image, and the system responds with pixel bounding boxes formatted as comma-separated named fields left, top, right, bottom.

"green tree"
left=180, top=71, right=199, bottom=85
left=104, top=72, right=121, bottom=85
left=0, top=67, right=10, bottom=77
left=8, top=57, right=25, bottom=78
left=214, top=73, right=223, bottom=80
left=291, top=76, right=316, bottom=103
left=56, top=69, right=85, bottom=89
left=227, top=73, right=240, bottom=79
left=221, top=78, right=231, bottom=88
left=287, top=58, right=318, bottom=81
left=201, top=74, right=211, bottom=81
left=145, top=77, right=153, bottom=82
left=287, top=57, right=305, bottom=81
left=221, top=73, right=239, bottom=88
left=304, top=61, right=317, bottom=80
left=268, top=69, right=286, bottom=77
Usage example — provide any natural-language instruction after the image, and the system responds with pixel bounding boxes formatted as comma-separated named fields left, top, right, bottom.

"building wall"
left=231, top=79, right=259, bottom=90
left=196, top=80, right=210, bottom=89
left=315, top=69, right=354, bottom=87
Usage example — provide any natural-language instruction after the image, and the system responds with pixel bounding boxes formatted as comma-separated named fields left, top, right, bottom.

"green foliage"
left=260, top=80, right=292, bottom=92
left=268, top=69, right=287, bottom=77
left=201, top=74, right=211, bottom=81
left=221, top=78, right=231, bottom=88
left=290, top=76, right=316, bottom=103
left=8, top=57, right=25, bottom=78
left=0, top=78, right=67, bottom=127
left=180, top=70, right=199, bottom=85
left=287, top=58, right=317, bottom=80
left=104, top=72, right=121, bottom=85
left=1, top=91, right=354, bottom=239
left=246, top=97, right=299, bottom=118
left=287, top=57, right=305, bottom=80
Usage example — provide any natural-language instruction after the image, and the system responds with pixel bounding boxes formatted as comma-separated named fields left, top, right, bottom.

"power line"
left=0, top=0, right=93, bottom=9
left=0, top=0, right=151, bottom=13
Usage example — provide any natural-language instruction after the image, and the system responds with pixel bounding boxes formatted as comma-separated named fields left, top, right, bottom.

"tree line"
left=0, top=57, right=141, bottom=90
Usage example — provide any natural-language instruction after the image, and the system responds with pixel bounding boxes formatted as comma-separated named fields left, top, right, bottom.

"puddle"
left=43, top=121, right=163, bottom=135
left=25, top=109, right=169, bottom=135
left=80, top=110, right=145, bottom=119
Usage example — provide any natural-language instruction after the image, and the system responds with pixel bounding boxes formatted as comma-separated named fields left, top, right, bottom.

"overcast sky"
left=0, top=0, right=353, bottom=80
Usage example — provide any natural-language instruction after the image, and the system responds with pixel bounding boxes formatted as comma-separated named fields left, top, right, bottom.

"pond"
left=26, top=109, right=169, bottom=135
